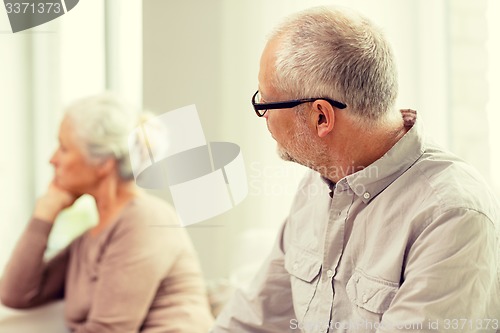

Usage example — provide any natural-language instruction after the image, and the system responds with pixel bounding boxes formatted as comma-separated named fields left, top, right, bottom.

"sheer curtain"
left=0, top=0, right=142, bottom=274
left=0, top=1, right=105, bottom=274
left=0, top=15, right=36, bottom=276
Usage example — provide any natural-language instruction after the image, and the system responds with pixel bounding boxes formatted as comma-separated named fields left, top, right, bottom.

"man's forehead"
left=258, top=40, right=279, bottom=98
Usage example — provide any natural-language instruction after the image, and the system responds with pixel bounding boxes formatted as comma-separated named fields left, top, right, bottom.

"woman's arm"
left=0, top=182, right=78, bottom=308
left=0, top=219, right=70, bottom=308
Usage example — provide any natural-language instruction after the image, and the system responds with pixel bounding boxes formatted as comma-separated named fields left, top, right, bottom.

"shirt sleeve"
left=210, top=221, right=296, bottom=333
left=71, top=212, right=190, bottom=333
left=0, top=218, right=69, bottom=308
left=378, top=208, right=500, bottom=333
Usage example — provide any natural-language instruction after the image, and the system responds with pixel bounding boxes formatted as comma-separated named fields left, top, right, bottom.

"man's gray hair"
left=270, top=6, right=398, bottom=122
left=64, top=93, right=141, bottom=181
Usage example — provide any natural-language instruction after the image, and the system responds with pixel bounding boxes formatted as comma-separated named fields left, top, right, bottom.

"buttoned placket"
left=301, top=181, right=354, bottom=333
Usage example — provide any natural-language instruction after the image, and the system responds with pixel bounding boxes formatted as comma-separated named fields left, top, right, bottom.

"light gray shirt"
left=212, top=110, right=500, bottom=333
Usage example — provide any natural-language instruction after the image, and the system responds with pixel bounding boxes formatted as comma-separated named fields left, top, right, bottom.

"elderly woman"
left=0, top=93, right=214, bottom=332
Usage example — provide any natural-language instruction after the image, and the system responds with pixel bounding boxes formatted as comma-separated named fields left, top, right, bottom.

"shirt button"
left=293, top=263, right=299, bottom=271
left=326, top=269, right=334, bottom=278
left=362, top=294, right=368, bottom=303
left=363, top=192, right=371, bottom=200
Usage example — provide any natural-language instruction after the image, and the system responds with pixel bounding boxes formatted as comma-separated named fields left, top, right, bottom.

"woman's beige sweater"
left=0, top=194, right=214, bottom=333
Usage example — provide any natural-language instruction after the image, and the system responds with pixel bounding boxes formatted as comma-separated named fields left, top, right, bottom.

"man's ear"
left=312, top=100, right=335, bottom=138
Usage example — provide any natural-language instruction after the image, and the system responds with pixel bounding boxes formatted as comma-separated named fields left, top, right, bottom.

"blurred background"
left=1, top=0, right=499, bottom=298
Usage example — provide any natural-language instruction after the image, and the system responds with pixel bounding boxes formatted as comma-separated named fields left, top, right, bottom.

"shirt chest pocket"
left=284, top=245, right=322, bottom=322
left=346, top=270, right=399, bottom=319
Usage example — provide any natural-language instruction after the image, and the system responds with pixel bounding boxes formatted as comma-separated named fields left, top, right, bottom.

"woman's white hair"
left=64, top=92, right=148, bottom=181
left=270, top=6, right=399, bottom=124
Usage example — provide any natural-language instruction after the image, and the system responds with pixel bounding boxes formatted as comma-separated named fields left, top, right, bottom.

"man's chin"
left=277, top=146, right=297, bottom=163
left=277, top=145, right=317, bottom=171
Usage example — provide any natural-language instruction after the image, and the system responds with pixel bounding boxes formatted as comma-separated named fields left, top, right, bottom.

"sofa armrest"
left=0, top=300, right=67, bottom=332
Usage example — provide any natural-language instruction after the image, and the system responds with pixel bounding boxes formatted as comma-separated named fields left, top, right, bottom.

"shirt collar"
left=338, top=109, right=425, bottom=203
left=321, top=176, right=336, bottom=198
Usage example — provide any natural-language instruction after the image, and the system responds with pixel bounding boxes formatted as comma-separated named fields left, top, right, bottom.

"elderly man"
left=211, top=6, right=500, bottom=333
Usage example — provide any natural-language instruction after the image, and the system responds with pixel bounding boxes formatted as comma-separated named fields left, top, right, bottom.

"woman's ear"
left=312, top=100, right=335, bottom=138
left=97, top=158, right=116, bottom=177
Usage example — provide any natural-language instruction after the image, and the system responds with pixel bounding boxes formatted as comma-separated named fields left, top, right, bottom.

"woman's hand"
left=33, top=182, right=80, bottom=223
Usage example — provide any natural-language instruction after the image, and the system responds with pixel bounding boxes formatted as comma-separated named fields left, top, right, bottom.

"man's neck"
left=321, top=118, right=407, bottom=183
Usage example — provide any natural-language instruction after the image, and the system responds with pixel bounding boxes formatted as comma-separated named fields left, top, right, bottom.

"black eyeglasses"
left=251, top=90, right=347, bottom=117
